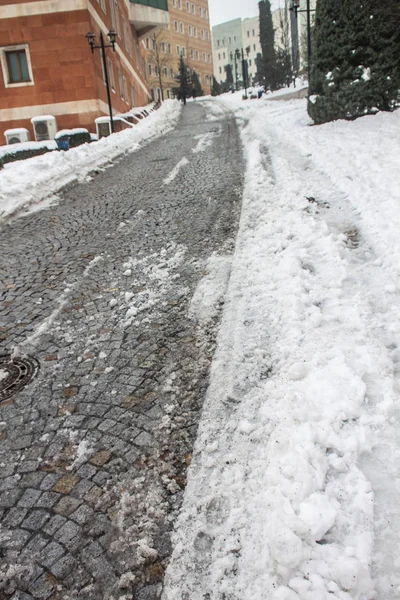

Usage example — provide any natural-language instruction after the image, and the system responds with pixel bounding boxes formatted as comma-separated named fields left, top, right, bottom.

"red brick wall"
left=0, top=1, right=151, bottom=142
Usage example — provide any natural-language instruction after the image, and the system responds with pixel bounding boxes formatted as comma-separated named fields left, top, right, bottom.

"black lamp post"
left=230, top=49, right=241, bottom=91
left=289, top=0, right=315, bottom=91
left=86, top=29, right=117, bottom=134
left=241, top=46, right=251, bottom=97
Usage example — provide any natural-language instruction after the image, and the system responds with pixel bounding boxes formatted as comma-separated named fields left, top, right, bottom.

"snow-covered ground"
left=163, top=98, right=400, bottom=599
left=0, top=100, right=181, bottom=223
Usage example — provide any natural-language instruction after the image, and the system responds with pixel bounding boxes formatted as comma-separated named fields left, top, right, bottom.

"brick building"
left=0, top=0, right=169, bottom=142
left=144, top=0, right=213, bottom=100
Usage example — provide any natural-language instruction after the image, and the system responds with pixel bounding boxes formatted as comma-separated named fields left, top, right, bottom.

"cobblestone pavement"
left=0, top=102, right=243, bottom=599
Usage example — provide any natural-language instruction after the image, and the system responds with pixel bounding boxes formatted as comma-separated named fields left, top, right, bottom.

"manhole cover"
left=0, top=354, right=40, bottom=402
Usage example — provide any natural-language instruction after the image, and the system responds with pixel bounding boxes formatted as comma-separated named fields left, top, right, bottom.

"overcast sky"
left=208, top=0, right=281, bottom=26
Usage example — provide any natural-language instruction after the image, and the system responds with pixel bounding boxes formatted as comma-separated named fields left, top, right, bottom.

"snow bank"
left=164, top=100, right=400, bottom=598
left=0, top=100, right=182, bottom=222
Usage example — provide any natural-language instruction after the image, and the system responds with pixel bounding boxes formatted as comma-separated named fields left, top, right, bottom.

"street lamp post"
left=289, top=0, right=315, bottom=91
left=86, top=29, right=117, bottom=134
left=230, top=50, right=240, bottom=91
left=241, top=46, right=251, bottom=98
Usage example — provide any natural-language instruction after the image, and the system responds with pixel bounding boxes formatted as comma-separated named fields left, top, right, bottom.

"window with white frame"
left=202, top=52, right=206, bottom=62
left=174, top=20, right=178, bottom=32
left=172, top=0, right=177, bottom=6
left=99, top=0, right=106, bottom=12
left=182, top=46, right=186, bottom=57
left=163, top=66, right=168, bottom=77
left=176, top=44, right=180, bottom=55
left=188, top=25, right=192, bottom=36
left=148, top=63, right=152, bottom=75
left=178, top=0, right=182, bottom=8
left=195, top=49, right=199, bottom=60
left=191, top=2, right=195, bottom=14
left=130, top=84, right=136, bottom=107
left=107, top=57, right=115, bottom=89
left=1, top=45, right=34, bottom=87
left=118, top=69, right=123, bottom=98
left=186, top=0, right=190, bottom=10
left=180, top=22, right=184, bottom=34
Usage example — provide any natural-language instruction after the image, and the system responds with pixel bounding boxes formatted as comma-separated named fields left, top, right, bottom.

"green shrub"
left=308, top=0, right=400, bottom=124
left=0, top=157, right=3, bottom=170
left=68, top=130, right=91, bottom=148
left=1, top=146, right=53, bottom=165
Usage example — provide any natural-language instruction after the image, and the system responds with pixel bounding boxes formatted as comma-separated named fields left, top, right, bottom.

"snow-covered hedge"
left=2, top=145, right=53, bottom=165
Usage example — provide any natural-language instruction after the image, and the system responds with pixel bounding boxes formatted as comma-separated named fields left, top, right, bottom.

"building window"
left=110, top=0, right=119, bottom=33
left=167, top=89, right=171, bottom=99
left=193, top=26, right=197, bottom=37
left=199, top=6, right=202, bottom=17
left=146, top=37, right=150, bottom=49
left=188, top=25, right=192, bottom=36
left=5, top=48, right=30, bottom=84
left=253, top=44, right=256, bottom=51
left=161, top=42, right=166, bottom=53
left=172, top=0, right=177, bottom=6
left=176, top=45, right=180, bottom=55
left=178, top=0, right=182, bottom=8
left=168, top=43, right=172, bottom=53
left=182, top=46, right=186, bottom=57
left=148, top=63, right=152, bottom=75
left=174, top=20, right=178, bottom=32
left=163, top=66, right=168, bottom=77
left=107, top=57, right=115, bottom=89
left=130, top=85, right=136, bottom=107
left=191, top=3, right=195, bottom=14
left=100, top=0, right=106, bottom=12
left=195, top=50, right=199, bottom=60
left=1, top=45, right=34, bottom=87
left=186, top=1, right=190, bottom=11
left=180, top=22, right=184, bottom=33
left=219, top=66, right=222, bottom=74
left=208, top=53, right=211, bottom=63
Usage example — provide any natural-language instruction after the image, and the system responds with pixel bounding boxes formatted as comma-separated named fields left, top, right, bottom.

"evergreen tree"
left=175, top=55, right=190, bottom=100
left=211, top=76, right=221, bottom=96
left=225, top=63, right=234, bottom=86
left=308, top=0, right=400, bottom=124
left=275, top=47, right=292, bottom=88
left=190, top=70, right=204, bottom=97
left=259, top=0, right=276, bottom=90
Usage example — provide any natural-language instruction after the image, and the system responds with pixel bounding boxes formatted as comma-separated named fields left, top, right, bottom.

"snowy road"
left=163, top=99, right=400, bottom=600
left=0, top=102, right=243, bottom=599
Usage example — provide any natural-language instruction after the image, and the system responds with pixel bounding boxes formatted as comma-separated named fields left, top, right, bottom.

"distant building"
left=143, top=0, right=214, bottom=100
left=211, top=18, right=243, bottom=86
left=0, top=0, right=169, bottom=143
left=241, top=17, right=262, bottom=85
left=212, top=10, right=285, bottom=88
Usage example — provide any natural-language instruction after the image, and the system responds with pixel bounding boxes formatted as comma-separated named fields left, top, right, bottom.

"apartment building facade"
left=144, top=0, right=213, bottom=99
left=212, top=8, right=291, bottom=87
left=212, top=18, right=243, bottom=85
left=241, top=17, right=262, bottom=84
left=0, top=0, right=168, bottom=142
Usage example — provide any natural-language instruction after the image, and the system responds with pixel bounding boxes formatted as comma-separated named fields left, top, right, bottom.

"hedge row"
left=1, top=130, right=91, bottom=166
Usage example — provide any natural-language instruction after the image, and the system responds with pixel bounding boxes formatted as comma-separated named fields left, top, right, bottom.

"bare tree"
left=146, top=29, right=174, bottom=101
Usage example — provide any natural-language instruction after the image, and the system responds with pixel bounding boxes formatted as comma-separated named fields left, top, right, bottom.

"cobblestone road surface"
left=0, top=102, right=243, bottom=599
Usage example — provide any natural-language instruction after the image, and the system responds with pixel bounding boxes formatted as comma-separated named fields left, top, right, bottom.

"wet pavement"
left=0, top=101, right=244, bottom=599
